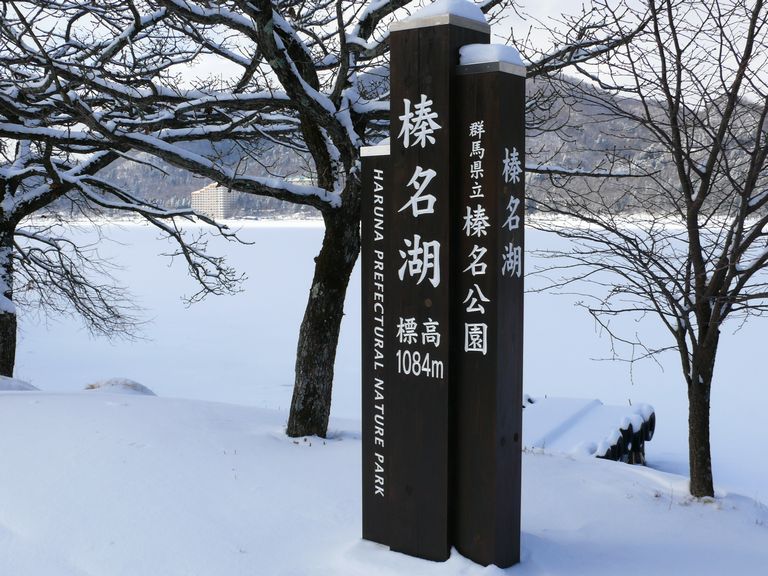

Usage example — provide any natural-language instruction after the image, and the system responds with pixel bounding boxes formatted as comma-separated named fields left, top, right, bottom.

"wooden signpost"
left=453, top=55, right=526, bottom=567
left=386, top=12, right=490, bottom=562
left=361, top=2, right=525, bottom=568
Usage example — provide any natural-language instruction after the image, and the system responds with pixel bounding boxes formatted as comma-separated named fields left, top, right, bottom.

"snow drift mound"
left=85, top=378, right=156, bottom=396
left=0, top=394, right=763, bottom=576
left=0, top=375, right=38, bottom=391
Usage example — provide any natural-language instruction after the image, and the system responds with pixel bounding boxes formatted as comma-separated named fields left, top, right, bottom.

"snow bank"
left=85, top=377, right=156, bottom=396
left=459, top=43, right=525, bottom=66
left=0, top=375, right=38, bottom=391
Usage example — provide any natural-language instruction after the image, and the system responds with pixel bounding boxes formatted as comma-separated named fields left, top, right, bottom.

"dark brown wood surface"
left=387, top=22, right=490, bottom=562
left=361, top=151, right=390, bottom=546
left=453, top=66, right=525, bottom=568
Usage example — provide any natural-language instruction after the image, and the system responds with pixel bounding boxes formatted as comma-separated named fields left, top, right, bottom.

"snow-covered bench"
left=523, top=396, right=656, bottom=464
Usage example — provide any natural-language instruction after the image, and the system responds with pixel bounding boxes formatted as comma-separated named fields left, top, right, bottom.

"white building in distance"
left=190, top=183, right=237, bottom=220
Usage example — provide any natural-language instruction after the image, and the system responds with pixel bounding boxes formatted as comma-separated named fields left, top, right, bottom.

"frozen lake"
left=16, top=219, right=767, bottom=502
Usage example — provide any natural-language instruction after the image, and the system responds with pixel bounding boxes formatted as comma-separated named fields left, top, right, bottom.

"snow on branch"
left=527, top=164, right=636, bottom=178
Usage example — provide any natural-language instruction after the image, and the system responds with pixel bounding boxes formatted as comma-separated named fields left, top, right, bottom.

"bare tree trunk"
left=687, top=378, right=714, bottom=497
left=286, top=203, right=360, bottom=437
left=0, top=313, right=15, bottom=377
left=0, top=225, right=16, bottom=377
left=688, top=337, right=718, bottom=498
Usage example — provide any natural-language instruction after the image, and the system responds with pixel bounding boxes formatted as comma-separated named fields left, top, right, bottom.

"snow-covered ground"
left=9, top=220, right=767, bottom=574
left=0, top=392, right=765, bottom=576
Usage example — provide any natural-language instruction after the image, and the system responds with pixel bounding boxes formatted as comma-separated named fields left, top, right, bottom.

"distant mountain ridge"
left=100, top=140, right=318, bottom=218
left=95, top=82, right=656, bottom=219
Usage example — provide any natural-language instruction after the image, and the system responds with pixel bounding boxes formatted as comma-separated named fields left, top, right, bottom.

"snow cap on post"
left=458, top=43, right=527, bottom=77
left=360, top=137, right=390, bottom=158
left=391, top=0, right=490, bottom=33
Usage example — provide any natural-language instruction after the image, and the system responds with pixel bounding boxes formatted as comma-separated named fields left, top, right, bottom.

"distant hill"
left=89, top=80, right=665, bottom=219
left=99, top=140, right=318, bottom=218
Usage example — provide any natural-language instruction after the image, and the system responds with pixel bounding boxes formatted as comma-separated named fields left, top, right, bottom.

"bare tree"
left=520, top=0, right=768, bottom=497
left=0, top=3, right=243, bottom=377
left=0, top=0, right=509, bottom=436
left=0, top=0, right=647, bottom=437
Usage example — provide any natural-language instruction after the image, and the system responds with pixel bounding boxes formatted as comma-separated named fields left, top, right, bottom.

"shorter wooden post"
left=453, top=49, right=526, bottom=568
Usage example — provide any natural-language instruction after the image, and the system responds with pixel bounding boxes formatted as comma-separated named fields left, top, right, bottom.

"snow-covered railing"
left=523, top=396, right=656, bottom=464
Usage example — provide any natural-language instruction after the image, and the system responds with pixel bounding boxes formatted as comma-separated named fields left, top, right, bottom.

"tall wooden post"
left=387, top=13, right=489, bottom=562
left=362, top=4, right=525, bottom=568
left=360, top=144, right=391, bottom=546
left=453, top=51, right=526, bottom=568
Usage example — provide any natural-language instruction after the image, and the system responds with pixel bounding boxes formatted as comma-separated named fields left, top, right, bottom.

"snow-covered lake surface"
left=10, top=220, right=767, bottom=575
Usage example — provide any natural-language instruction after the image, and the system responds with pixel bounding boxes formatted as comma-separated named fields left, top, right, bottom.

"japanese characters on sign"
left=395, top=316, right=444, bottom=379
left=398, top=94, right=442, bottom=149
left=501, top=146, right=523, bottom=279
left=462, top=120, right=490, bottom=355
left=460, top=125, right=524, bottom=357
left=394, top=94, right=445, bottom=381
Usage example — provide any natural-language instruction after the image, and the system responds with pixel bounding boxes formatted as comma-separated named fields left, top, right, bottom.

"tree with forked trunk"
left=520, top=0, right=768, bottom=497
left=0, top=0, right=648, bottom=437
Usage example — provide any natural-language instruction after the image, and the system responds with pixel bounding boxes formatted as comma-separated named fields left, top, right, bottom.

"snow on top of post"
left=361, top=137, right=390, bottom=157
left=391, top=0, right=489, bottom=34
left=414, top=0, right=486, bottom=22
left=460, top=43, right=524, bottom=66
left=458, top=43, right=527, bottom=77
